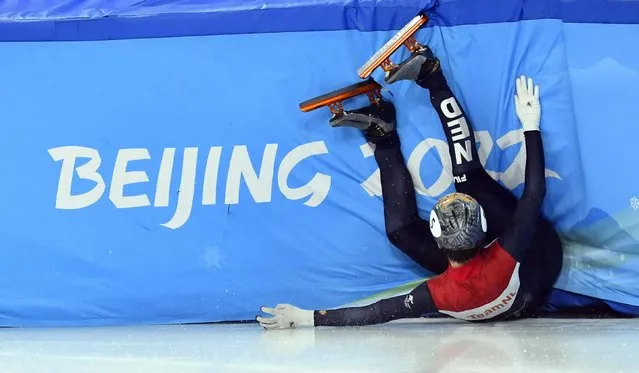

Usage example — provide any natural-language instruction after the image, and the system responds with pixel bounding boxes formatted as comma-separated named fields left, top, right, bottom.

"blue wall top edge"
left=0, top=0, right=638, bottom=46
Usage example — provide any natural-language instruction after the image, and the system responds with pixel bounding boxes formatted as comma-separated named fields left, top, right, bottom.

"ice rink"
left=1, top=318, right=637, bottom=373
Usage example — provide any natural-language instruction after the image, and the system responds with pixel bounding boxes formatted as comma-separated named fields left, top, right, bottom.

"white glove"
left=514, top=75, right=541, bottom=132
left=257, top=304, right=315, bottom=330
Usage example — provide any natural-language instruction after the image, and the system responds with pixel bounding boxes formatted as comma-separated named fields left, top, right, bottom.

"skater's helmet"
left=429, top=192, right=487, bottom=262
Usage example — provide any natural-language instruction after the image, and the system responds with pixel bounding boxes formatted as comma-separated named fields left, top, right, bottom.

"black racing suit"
left=314, top=70, right=563, bottom=326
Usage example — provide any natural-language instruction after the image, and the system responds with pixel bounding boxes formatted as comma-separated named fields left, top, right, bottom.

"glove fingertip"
left=527, top=77, right=534, bottom=95
left=516, top=76, right=523, bottom=95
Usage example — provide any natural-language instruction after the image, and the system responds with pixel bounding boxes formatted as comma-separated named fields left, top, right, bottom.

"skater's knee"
left=385, top=219, right=429, bottom=251
left=386, top=228, right=403, bottom=248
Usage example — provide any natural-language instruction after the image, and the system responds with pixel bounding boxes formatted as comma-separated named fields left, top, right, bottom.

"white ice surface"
left=0, top=318, right=638, bottom=373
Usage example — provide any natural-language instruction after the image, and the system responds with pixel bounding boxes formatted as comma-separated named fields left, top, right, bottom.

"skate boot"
left=329, top=99, right=396, bottom=138
left=384, top=45, right=441, bottom=85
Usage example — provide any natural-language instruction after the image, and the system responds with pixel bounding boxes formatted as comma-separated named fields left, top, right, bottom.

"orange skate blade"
left=357, top=13, right=429, bottom=79
left=299, top=78, right=383, bottom=114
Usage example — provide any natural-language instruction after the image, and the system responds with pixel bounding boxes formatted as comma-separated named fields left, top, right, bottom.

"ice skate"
left=384, top=45, right=441, bottom=85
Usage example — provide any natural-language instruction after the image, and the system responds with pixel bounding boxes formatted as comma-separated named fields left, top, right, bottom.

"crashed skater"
left=257, top=47, right=563, bottom=329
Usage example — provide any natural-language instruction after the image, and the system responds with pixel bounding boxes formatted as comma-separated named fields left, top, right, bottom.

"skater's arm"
left=499, top=131, right=545, bottom=262
left=256, top=284, right=438, bottom=330
left=499, top=76, right=546, bottom=262
left=314, top=283, right=437, bottom=327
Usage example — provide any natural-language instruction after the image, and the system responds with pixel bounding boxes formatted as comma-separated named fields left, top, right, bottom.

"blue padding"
left=1, top=1, right=638, bottom=327
left=4, top=17, right=637, bottom=327
left=1, top=0, right=638, bottom=41
left=546, top=290, right=639, bottom=316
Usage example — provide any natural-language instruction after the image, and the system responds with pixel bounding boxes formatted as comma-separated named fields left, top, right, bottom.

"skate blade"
left=357, top=13, right=428, bottom=79
left=299, top=78, right=383, bottom=115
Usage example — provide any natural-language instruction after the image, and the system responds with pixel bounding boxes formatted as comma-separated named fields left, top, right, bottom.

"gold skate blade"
left=357, top=13, right=429, bottom=79
left=299, top=78, right=382, bottom=113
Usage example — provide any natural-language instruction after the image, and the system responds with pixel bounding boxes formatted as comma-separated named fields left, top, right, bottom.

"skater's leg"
left=331, top=100, right=448, bottom=274
left=397, top=50, right=517, bottom=239
left=372, top=130, right=448, bottom=274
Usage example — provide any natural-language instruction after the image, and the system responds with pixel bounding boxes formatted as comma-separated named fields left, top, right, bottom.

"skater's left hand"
left=514, top=75, right=541, bottom=132
left=256, top=304, right=315, bottom=330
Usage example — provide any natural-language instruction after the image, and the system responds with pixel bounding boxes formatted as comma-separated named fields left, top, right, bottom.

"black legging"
left=370, top=70, right=562, bottom=310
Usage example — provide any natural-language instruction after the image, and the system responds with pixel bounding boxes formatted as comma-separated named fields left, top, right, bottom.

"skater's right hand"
left=256, top=304, right=315, bottom=330
left=514, top=75, right=541, bottom=132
